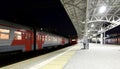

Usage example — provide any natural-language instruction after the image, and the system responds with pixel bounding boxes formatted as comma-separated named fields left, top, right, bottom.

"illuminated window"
left=37, top=35, right=41, bottom=40
left=53, top=37, right=57, bottom=41
left=48, top=37, right=51, bottom=41
left=58, top=38, right=61, bottom=41
left=42, top=35, right=44, bottom=41
left=45, top=35, right=48, bottom=41
left=51, top=37, right=53, bottom=41
left=14, top=31, right=22, bottom=40
left=0, top=29, right=10, bottom=39
left=72, top=39, right=76, bottom=41
left=39, top=35, right=41, bottom=40
left=37, top=35, right=39, bottom=40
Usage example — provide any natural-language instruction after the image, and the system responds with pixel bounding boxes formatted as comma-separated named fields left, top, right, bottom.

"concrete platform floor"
left=64, top=43, right=120, bottom=69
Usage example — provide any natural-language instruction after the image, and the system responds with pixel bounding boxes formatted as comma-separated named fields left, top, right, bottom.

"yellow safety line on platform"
left=40, top=45, right=80, bottom=69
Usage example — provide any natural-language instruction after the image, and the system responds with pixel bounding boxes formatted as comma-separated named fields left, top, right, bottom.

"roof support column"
left=100, top=27, right=103, bottom=44
left=96, top=37, right=98, bottom=44
left=103, top=31, right=106, bottom=44
left=82, top=0, right=89, bottom=49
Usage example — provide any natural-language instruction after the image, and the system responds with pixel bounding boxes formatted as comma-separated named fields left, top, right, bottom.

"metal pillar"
left=96, top=37, right=97, bottom=44
left=103, top=31, right=106, bottom=44
left=100, top=27, right=103, bottom=44
left=82, top=0, right=89, bottom=49
left=100, top=33, right=103, bottom=44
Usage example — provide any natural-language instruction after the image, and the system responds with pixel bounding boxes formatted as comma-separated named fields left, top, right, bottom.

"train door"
left=36, top=33, right=43, bottom=50
left=25, top=31, right=32, bottom=51
left=41, top=34, right=45, bottom=48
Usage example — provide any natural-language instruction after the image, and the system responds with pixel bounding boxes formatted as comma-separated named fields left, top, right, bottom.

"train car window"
left=36, top=33, right=39, bottom=40
left=0, top=29, right=10, bottom=39
left=37, top=35, right=39, bottom=40
left=39, top=35, right=41, bottom=40
left=42, top=35, right=44, bottom=41
left=51, top=36, right=53, bottom=41
left=45, top=35, right=48, bottom=41
left=14, top=31, right=22, bottom=40
left=47, top=36, right=50, bottom=41
left=53, top=37, right=57, bottom=41
left=50, top=36, right=52, bottom=41
left=48, top=36, right=51, bottom=41
left=58, top=38, right=60, bottom=41
left=37, top=34, right=41, bottom=40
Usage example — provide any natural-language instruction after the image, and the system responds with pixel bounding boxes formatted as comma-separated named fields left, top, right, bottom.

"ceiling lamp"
left=98, top=30, right=101, bottom=32
left=91, top=23, right=94, bottom=27
left=88, top=30, right=90, bottom=32
left=99, top=6, right=106, bottom=13
left=93, top=34, right=96, bottom=36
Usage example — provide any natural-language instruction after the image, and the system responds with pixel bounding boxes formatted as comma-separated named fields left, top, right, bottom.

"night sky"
left=0, top=0, right=77, bottom=38
left=106, top=25, right=120, bottom=34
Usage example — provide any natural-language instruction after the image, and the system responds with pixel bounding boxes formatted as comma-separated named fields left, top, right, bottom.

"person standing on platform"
left=83, top=38, right=89, bottom=49
left=83, top=40, right=86, bottom=49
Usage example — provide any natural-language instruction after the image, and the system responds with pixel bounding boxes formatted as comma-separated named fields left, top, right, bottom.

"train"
left=0, top=20, right=77, bottom=53
left=90, top=37, right=100, bottom=43
left=69, top=38, right=78, bottom=44
left=105, top=34, right=120, bottom=45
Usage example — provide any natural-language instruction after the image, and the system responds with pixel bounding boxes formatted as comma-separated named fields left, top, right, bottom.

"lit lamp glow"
left=93, top=34, right=96, bottom=36
left=91, top=24, right=94, bottom=27
left=99, top=6, right=106, bottom=13
left=88, top=30, right=90, bottom=32
left=98, top=30, right=101, bottom=32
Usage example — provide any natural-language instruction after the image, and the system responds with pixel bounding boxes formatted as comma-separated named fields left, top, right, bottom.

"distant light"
left=93, top=34, right=96, bottom=36
left=99, top=6, right=106, bottom=13
left=41, top=28, right=43, bottom=30
left=20, top=29, right=25, bottom=31
left=90, top=36, right=92, bottom=38
left=72, top=39, right=76, bottom=41
left=98, top=30, right=101, bottom=32
left=82, top=22, right=85, bottom=24
left=107, top=35, right=109, bottom=37
left=88, top=30, right=90, bottom=32
left=91, top=24, right=94, bottom=27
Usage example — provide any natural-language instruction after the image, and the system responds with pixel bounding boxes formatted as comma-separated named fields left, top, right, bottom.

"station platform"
left=1, top=43, right=120, bottom=69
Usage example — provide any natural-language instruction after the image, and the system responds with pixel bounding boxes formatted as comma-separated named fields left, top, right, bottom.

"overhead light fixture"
left=90, top=36, right=92, bottom=38
left=82, top=22, right=85, bottom=24
left=99, top=6, right=106, bottom=13
left=98, top=30, right=101, bottom=32
left=88, top=30, right=90, bottom=32
left=106, top=35, right=109, bottom=37
left=93, top=34, right=96, bottom=36
left=41, top=28, right=43, bottom=30
left=91, top=23, right=94, bottom=27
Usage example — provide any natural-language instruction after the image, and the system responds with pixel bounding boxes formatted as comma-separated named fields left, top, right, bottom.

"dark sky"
left=106, top=25, right=120, bottom=34
left=0, top=0, right=77, bottom=38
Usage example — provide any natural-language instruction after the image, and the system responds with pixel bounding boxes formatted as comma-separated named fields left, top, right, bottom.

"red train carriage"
left=0, top=20, right=34, bottom=53
left=12, top=29, right=34, bottom=52
left=69, top=38, right=78, bottom=45
left=41, top=32, right=68, bottom=48
left=36, top=32, right=45, bottom=50
left=105, top=34, right=120, bottom=45
left=0, top=20, right=69, bottom=53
